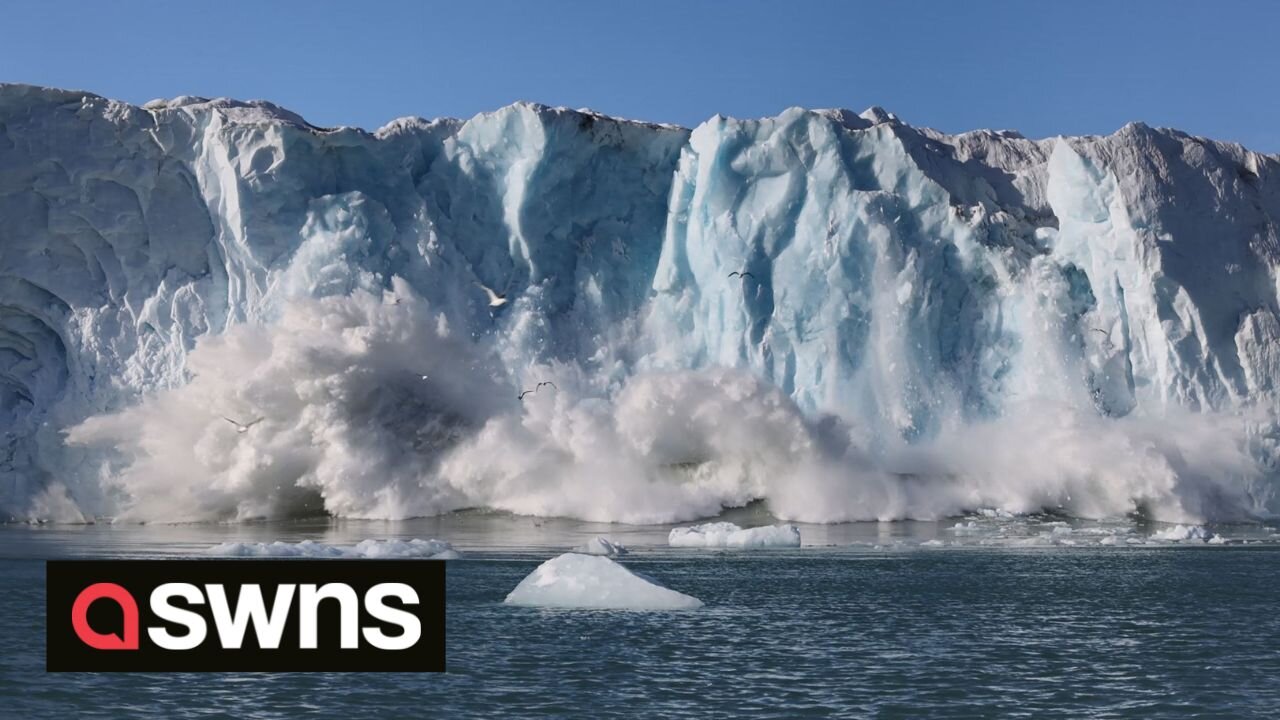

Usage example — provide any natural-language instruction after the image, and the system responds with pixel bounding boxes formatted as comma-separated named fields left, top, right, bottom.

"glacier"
left=1, top=83, right=1278, bottom=525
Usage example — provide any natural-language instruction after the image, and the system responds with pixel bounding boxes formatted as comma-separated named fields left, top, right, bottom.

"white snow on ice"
left=503, top=553, right=702, bottom=610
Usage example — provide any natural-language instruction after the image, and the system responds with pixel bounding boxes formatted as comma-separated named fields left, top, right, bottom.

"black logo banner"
left=47, top=559, right=445, bottom=672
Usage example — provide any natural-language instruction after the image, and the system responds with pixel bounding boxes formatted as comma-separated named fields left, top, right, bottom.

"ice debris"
left=668, top=522, right=801, bottom=548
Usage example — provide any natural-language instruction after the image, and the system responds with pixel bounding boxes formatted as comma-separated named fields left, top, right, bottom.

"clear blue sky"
left=5, top=0, right=1278, bottom=151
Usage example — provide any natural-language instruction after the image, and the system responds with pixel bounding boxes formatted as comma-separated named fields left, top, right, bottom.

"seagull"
left=222, top=416, right=264, bottom=434
left=475, top=282, right=508, bottom=309
left=518, top=389, right=535, bottom=401
left=1091, top=328, right=1111, bottom=339
left=728, top=271, right=757, bottom=280
left=536, top=381, right=557, bottom=391
left=420, top=374, right=430, bottom=381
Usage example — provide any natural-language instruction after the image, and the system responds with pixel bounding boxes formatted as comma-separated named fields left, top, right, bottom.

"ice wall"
left=2, top=84, right=1277, bottom=523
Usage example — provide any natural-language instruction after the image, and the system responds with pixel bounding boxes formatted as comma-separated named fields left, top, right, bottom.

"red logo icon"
left=70, top=582, right=139, bottom=650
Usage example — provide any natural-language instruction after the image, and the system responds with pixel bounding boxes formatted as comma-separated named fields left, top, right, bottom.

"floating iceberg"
left=668, top=522, right=801, bottom=548
left=206, top=538, right=458, bottom=559
left=572, top=536, right=628, bottom=556
left=503, top=553, right=702, bottom=610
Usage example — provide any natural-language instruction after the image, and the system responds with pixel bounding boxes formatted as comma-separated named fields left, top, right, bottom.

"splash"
left=63, top=286, right=1274, bottom=525
left=65, top=282, right=509, bottom=522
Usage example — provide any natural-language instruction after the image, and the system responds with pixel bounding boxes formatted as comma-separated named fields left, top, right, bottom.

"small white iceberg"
left=504, top=553, right=702, bottom=610
left=572, top=536, right=628, bottom=556
left=668, top=522, right=801, bottom=548
left=207, top=538, right=458, bottom=559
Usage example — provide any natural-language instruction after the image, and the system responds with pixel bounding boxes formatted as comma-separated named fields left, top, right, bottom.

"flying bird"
left=222, top=416, right=264, bottom=434
left=476, top=282, right=508, bottom=309
left=1091, top=328, right=1112, bottom=340
left=536, top=381, right=557, bottom=391
left=518, top=389, right=535, bottom=401
left=728, top=271, right=757, bottom=280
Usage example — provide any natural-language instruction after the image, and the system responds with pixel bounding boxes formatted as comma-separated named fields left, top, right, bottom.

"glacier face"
left=1, top=84, right=1278, bottom=524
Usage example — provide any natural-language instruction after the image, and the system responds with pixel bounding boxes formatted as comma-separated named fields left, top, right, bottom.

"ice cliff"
left=1, top=84, right=1277, bottom=524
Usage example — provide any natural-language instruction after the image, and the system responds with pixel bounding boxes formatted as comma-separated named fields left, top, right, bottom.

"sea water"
left=3, top=514, right=1280, bottom=718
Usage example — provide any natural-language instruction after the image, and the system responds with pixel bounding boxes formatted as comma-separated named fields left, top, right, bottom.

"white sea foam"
left=1149, top=525, right=1214, bottom=543
left=504, top=553, right=702, bottom=610
left=669, top=522, right=801, bottom=548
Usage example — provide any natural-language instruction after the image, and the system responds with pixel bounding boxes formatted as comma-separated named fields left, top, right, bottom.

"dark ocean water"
left=3, top=519, right=1279, bottom=718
